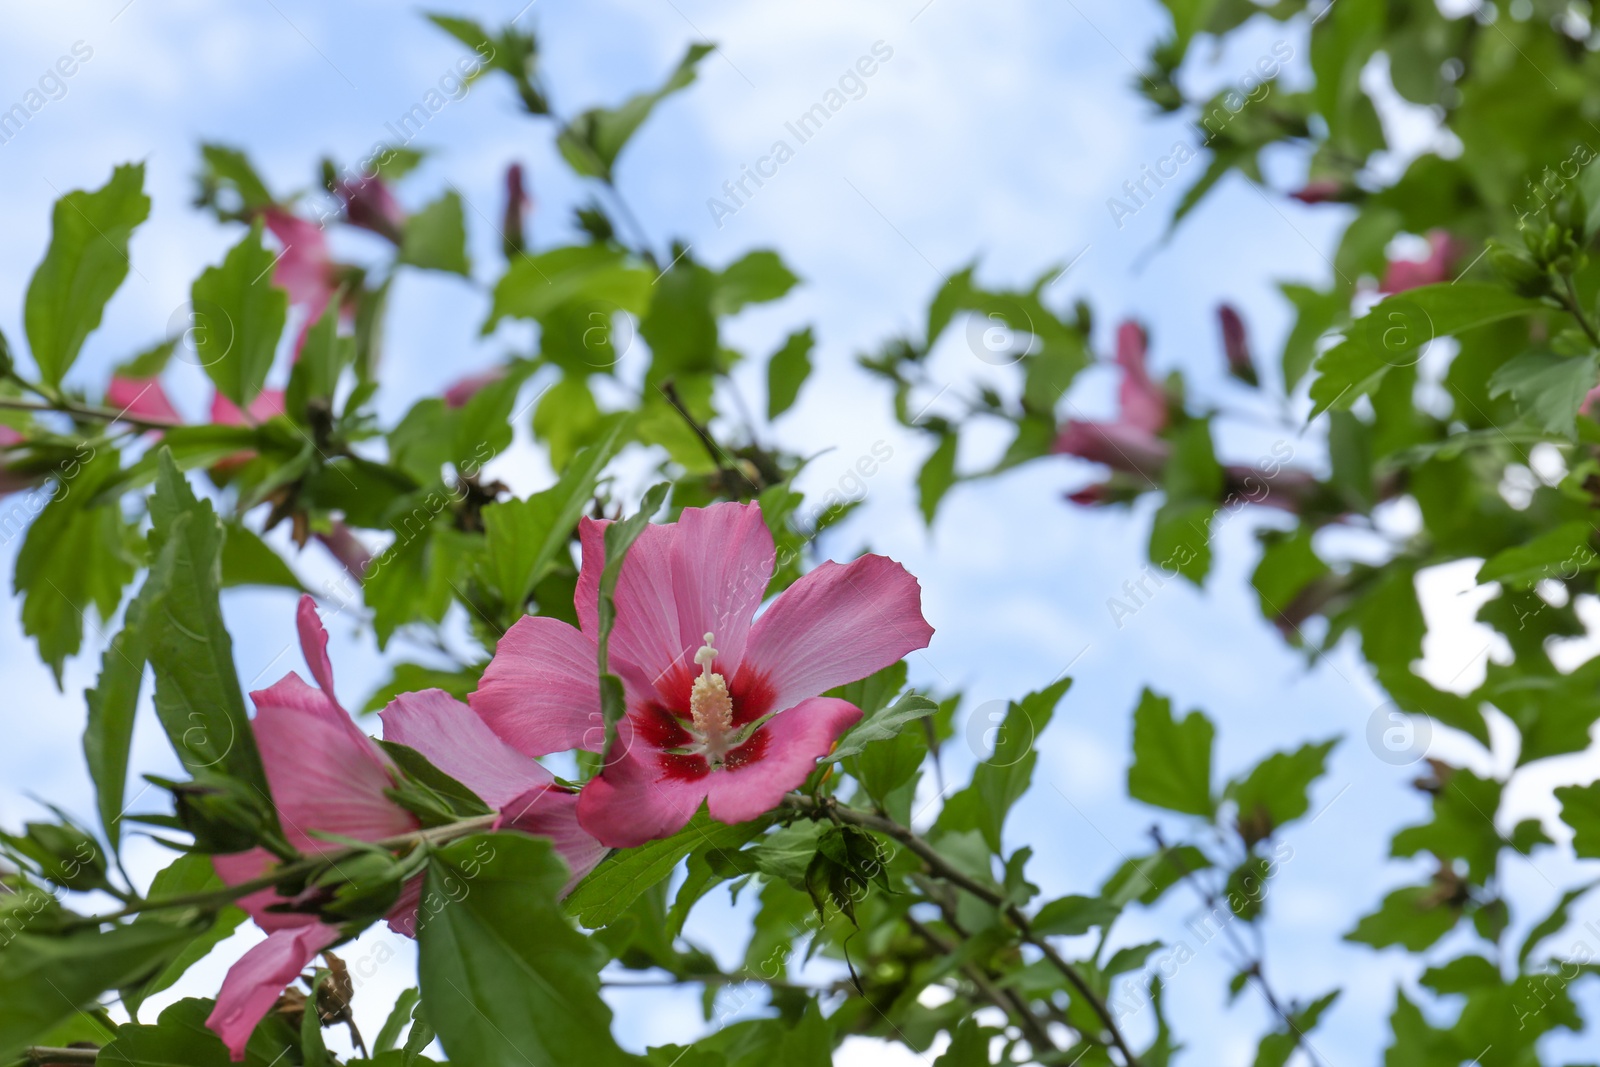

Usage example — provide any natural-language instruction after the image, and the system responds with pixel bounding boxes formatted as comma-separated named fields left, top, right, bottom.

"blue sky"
left=0, top=1, right=1595, bottom=1063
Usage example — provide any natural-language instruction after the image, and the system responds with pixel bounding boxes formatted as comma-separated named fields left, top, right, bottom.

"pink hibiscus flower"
left=262, top=209, right=338, bottom=323
left=1054, top=320, right=1172, bottom=496
left=206, top=596, right=604, bottom=1060
left=442, top=367, right=508, bottom=408
left=1380, top=230, right=1459, bottom=293
left=471, top=502, right=934, bottom=849
left=1216, top=304, right=1257, bottom=385
left=261, top=206, right=359, bottom=362
left=334, top=176, right=405, bottom=243
left=105, top=375, right=182, bottom=426
left=1288, top=179, right=1347, bottom=204
left=502, top=162, right=530, bottom=256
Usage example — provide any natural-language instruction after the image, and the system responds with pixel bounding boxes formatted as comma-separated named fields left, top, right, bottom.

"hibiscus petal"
left=739, top=554, right=934, bottom=715
left=669, top=502, right=773, bottom=674
left=382, top=688, right=554, bottom=809
left=472, top=614, right=604, bottom=756
left=211, top=389, right=286, bottom=427
left=497, top=785, right=609, bottom=896
left=705, top=697, right=862, bottom=825
left=213, top=849, right=312, bottom=932
left=575, top=722, right=710, bottom=848
left=206, top=922, right=341, bottom=1061
left=1115, top=320, right=1167, bottom=434
left=252, top=674, right=415, bottom=852
left=575, top=516, right=687, bottom=702
left=574, top=504, right=775, bottom=706
left=262, top=208, right=336, bottom=317
left=383, top=872, right=426, bottom=938
left=294, top=595, right=338, bottom=701
left=106, top=375, right=181, bottom=425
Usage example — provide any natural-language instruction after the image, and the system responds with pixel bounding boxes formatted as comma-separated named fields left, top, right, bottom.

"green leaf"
left=1477, top=520, right=1594, bottom=588
left=1420, top=954, right=1500, bottom=995
left=1146, top=419, right=1222, bottom=586
left=533, top=374, right=608, bottom=469
left=1556, top=781, right=1600, bottom=858
left=1253, top=990, right=1338, bottom=1067
left=219, top=522, right=303, bottom=591
left=121, top=854, right=248, bottom=1017
left=0, top=920, right=201, bottom=1059
left=363, top=662, right=483, bottom=715
left=1487, top=350, right=1599, bottom=436
left=936, top=678, right=1070, bottom=852
left=1251, top=527, right=1329, bottom=629
left=480, top=419, right=627, bottom=612
left=1345, top=885, right=1458, bottom=950
left=566, top=810, right=764, bottom=929
left=25, top=163, right=150, bottom=386
left=112, top=338, right=178, bottom=381
left=191, top=220, right=289, bottom=409
left=829, top=692, right=937, bottom=761
left=1149, top=500, right=1214, bottom=585
left=556, top=43, right=714, bottom=180
left=417, top=833, right=633, bottom=1067
left=101, top=997, right=297, bottom=1067
left=284, top=300, right=352, bottom=418
left=932, top=1018, right=991, bottom=1067
left=374, top=988, right=420, bottom=1054
left=83, top=590, right=151, bottom=851
left=1279, top=282, right=1346, bottom=391
left=142, top=451, right=269, bottom=793
left=1309, top=284, right=1544, bottom=416
left=641, top=260, right=718, bottom=383
left=1128, top=689, right=1214, bottom=817
left=400, top=191, right=471, bottom=276
left=1517, top=880, right=1597, bottom=968
left=198, top=144, right=275, bottom=214
left=1032, top=893, right=1121, bottom=936
left=715, top=250, right=799, bottom=316
left=15, top=450, right=136, bottom=681
left=1100, top=845, right=1211, bottom=907
left=1390, top=769, right=1504, bottom=883
left=917, top=432, right=958, bottom=526
left=766, top=327, right=814, bottom=420
left=1225, top=739, right=1338, bottom=836
left=486, top=245, right=652, bottom=332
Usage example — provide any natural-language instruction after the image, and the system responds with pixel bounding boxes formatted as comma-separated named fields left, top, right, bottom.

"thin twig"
left=783, top=795, right=1142, bottom=1067
left=0, top=396, right=177, bottom=433
left=23, top=1049, right=98, bottom=1065
left=1152, top=828, right=1324, bottom=1067
left=64, top=815, right=499, bottom=930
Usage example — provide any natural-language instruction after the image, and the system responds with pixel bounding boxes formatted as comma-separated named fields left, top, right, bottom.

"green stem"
left=1561, top=273, right=1600, bottom=346
left=64, top=814, right=498, bottom=930
left=0, top=396, right=176, bottom=433
left=782, top=795, right=1143, bottom=1067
